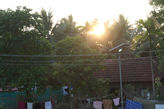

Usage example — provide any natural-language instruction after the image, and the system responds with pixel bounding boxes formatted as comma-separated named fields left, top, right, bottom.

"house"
left=94, top=57, right=163, bottom=99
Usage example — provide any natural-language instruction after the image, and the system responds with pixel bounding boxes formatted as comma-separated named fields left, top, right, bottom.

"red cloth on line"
left=18, top=101, right=26, bottom=109
left=50, top=97, right=55, bottom=108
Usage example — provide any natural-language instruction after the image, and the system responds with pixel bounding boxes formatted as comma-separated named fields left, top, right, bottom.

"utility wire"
left=0, top=50, right=164, bottom=57
left=0, top=56, right=159, bottom=62
left=0, top=59, right=152, bottom=63
left=0, top=61, right=152, bottom=66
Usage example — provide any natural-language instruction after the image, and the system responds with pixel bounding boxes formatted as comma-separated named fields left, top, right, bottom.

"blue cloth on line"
left=125, top=99, right=142, bottom=109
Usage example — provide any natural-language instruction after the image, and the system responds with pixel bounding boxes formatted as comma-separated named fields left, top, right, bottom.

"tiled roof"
left=94, top=57, right=155, bottom=82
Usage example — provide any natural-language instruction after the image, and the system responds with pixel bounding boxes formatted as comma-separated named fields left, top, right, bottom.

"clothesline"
left=88, top=94, right=114, bottom=100
left=18, top=100, right=54, bottom=109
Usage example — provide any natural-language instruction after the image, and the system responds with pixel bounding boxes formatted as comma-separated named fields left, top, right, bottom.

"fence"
left=0, top=88, right=63, bottom=109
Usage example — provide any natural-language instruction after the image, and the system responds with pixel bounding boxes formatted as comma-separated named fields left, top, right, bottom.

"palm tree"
left=51, top=15, right=80, bottom=42
left=132, top=17, right=159, bottom=53
left=102, top=15, right=132, bottom=52
left=40, top=9, right=53, bottom=40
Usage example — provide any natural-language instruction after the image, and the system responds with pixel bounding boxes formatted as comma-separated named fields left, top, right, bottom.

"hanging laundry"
left=50, top=97, right=55, bottom=109
left=18, top=101, right=26, bottom=109
left=45, top=101, right=52, bottom=109
left=41, top=103, right=45, bottom=109
left=103, top=99, right=112, bottom=109
left=93, top=101, right=102, bottom=109
left=113, top=98, right=120, bottom=106
left=86, top=99, right=91, bottom=108
left=34, top=103, right=41, bottom=109
left=27, top=102, right=33, bottom=109
left=62, top=86, right=69, bottom=95
left=125, top=99, right=142, bottom=109
left=155, top=104, right=164, bottom=109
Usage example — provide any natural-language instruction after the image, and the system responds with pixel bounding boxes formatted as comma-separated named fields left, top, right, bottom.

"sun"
left=89, top=24, right=105, bottom=37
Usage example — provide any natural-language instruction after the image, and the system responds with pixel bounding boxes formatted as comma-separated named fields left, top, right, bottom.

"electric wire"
left=0, top=50, right=163, bottom=57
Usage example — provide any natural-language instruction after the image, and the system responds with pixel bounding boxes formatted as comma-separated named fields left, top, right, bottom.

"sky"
left=0, top=0, right=152, bottom=25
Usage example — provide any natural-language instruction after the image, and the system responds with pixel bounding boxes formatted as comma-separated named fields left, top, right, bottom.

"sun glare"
left=89, top=24, right=105, bottom=37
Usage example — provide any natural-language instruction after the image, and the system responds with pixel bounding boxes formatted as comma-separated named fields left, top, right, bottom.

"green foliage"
left=102, top=15, right=132, bottom=52
left=52, top=15, right=80, bottom=42
left=0, top=7, right=112, bottom=101
left=51, top=36, right=109, bottom=98
left=155, top=77, right=163, bottom=99
left=124, top=84, right=135, bottom=97
left=82, top=19, right=98, bottom=34
left=0, top=7, right=53, bottom=101
left=132, top=0, right=164, bottom=66
left=132, top=18, right=158, bottom=52
left=92, top=78, right=110, bottom=97
left=40, top=9, right=53, bottom=40
left=150, top=0, right=164, bottom=6
left=80, top=15, right=132, bottom=53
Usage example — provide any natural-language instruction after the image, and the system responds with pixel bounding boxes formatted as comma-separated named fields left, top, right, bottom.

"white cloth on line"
left=155, top=104, right=164, bottom=109
left=93, top=101, right=102, bottom=109
left=62, top=86, right=69, bottom=95
left=45, top=101, right=52, bottom=109
left=113, top=98, right=120, bottom=106
left=27, top=102, right=33, bottom=109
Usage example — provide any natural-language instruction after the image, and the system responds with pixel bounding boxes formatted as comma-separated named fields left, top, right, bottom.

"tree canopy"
left=0, top=7, right=53, bottom=101
left=132, top=0, right=164, bottom=69
left=52, top=15, right=80, bottom=42
left=0, top=1, right=163, bottom=102
left=52, top=36, right=109, bottom=97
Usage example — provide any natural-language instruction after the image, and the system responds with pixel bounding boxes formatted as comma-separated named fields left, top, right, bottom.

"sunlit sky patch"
left=0, top=0, right=152, bottom=25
